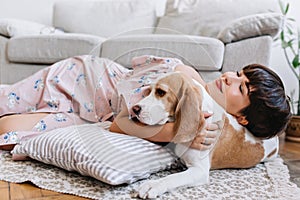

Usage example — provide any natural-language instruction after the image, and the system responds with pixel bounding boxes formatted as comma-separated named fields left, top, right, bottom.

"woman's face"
left=206, top=70, right=251, bottom=117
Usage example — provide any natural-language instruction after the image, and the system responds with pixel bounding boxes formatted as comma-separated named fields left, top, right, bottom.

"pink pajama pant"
left=0, top=55, right=129, bottom=147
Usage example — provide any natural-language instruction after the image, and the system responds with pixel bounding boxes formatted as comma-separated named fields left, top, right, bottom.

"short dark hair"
left=240, top=64, right=292, bottom=139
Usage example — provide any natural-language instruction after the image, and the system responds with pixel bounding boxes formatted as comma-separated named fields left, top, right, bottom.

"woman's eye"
left=239, top=85, right=243, bottom=94
left=156, top=88, right=166, bottom=97
left=236, top=71, right=240, bottom=77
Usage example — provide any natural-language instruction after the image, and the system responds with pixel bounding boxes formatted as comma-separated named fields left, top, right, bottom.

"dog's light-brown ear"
left=173, top=83, right=205, bottom=143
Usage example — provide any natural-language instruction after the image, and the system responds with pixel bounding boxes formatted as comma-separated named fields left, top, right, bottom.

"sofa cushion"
left=7, top=33, right=105, bottom=64
left=155, top=0, right=280, bottom=38
left=0, top=18, right=64, bottom=38
left=221, top=36, right=273, bottom=73
left=100, top=34, right=224, bottom=71
left=53, top=0, right=158, bottom=37
left=217, top=13, right=284, bottom=44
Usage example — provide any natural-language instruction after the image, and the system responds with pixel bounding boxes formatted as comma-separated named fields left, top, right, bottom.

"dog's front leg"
left=137, top=165, right=209, bottom=199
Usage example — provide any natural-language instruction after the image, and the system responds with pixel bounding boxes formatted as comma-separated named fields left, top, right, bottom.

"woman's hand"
left=190, top=122, right=219, bottom=150
left=190, top=112, right=219, bottom=150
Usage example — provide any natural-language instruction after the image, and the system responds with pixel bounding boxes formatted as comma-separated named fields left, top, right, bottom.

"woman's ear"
left=236, top=115, right=249, bottom=125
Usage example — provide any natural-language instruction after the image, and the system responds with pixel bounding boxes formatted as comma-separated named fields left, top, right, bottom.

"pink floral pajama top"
left=0, top=55, right=183, bottom=147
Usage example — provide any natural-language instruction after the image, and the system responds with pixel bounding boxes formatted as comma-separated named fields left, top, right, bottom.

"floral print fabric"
left=0, top=55, right=128, bottom=146
left=0, top=55, right=182, bottom=147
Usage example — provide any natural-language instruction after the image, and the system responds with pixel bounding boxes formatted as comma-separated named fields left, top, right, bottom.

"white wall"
left=0, top=0, right=70, bottom=25
left=270, top=0, right=300, bottom=107
left=0, top=0, right=299, bottom=99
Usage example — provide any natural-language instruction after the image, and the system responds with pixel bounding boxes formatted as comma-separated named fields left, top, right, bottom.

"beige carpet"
left=1, top=150, right=300, bottom=200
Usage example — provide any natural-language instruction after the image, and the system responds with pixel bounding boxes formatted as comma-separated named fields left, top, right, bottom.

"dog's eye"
left=143, top=88, right=151, bottom=97
left=155, top=88, right=166, bottom=97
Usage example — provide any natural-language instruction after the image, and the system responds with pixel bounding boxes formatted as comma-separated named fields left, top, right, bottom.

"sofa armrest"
left=217, top=13, right=284, bottom=44
left=0, top=34, right=9, bottom=54
left=0, top=18, right=64, bottom=38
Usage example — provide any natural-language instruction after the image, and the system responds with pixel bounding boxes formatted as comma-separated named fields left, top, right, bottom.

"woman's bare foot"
left=0, top=144, right=15, bottom=151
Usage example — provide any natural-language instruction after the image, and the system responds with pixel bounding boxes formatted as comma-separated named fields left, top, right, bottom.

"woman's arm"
left=175, top=64, right=206, bottom=87
left=109, top=108, right=175, bottom=142
left=110, top=108, right=219, bottom=149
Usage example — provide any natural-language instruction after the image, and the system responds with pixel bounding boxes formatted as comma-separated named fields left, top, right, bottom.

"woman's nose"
left=223, top=72, right=240, bottom=85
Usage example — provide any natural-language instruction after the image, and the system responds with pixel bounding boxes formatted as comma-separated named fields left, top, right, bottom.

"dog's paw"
left=137, top=180, right=167, bottom=199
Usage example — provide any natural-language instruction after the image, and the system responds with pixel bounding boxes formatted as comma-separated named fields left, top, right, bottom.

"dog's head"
left=130, top=72, right=205, bottom=143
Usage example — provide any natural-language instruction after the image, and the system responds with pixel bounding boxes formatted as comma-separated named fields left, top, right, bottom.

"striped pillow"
left=12, top=123, right=178, bottom=185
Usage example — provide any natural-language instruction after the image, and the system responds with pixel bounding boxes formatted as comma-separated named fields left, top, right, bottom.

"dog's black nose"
left=132, top=105, right=141, bottom=116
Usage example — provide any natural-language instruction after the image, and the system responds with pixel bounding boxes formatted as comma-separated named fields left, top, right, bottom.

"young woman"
left=0, top=55, right=291, bottom=152
left=110, top=56, right=291, bottom=141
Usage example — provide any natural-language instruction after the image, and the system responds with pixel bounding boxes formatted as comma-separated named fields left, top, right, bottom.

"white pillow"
left=12, top=122, right=178, bottom=185
left=0, top=18, right=64, bottom=38
left=217, top=13, right=284, bottom=44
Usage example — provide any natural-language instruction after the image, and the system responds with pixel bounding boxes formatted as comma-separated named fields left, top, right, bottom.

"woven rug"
left=1, top=150, right=300, bottom=200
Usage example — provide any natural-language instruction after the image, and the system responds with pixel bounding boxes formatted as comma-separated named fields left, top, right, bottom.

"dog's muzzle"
left=130, top=104, right=169, bottom=125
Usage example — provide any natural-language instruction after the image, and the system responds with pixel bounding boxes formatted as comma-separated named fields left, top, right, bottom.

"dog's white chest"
left=196, top=82, right=224, bottom=124
left=174, top=82, right=224, bottom=167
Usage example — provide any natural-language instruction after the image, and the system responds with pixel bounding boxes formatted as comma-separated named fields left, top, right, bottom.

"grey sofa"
left=0, top=0, right=283, bottom=84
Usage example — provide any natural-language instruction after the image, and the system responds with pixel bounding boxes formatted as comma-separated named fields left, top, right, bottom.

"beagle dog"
left=130, top=72, right=279, bottom=199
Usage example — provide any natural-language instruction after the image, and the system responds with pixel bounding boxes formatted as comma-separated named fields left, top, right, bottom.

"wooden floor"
left=278, top=136, right=300, bottom=187
left=0, top=136, right=299, bottom=200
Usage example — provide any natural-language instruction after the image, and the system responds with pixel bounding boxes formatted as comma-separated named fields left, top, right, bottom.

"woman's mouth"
left=216, top=79, right=222, bottom=93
